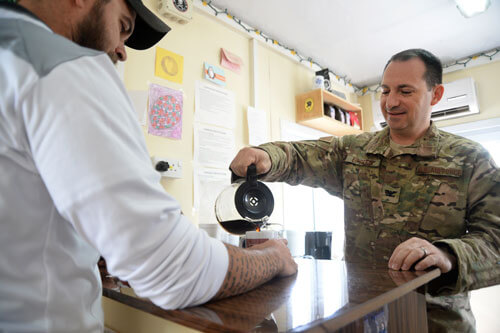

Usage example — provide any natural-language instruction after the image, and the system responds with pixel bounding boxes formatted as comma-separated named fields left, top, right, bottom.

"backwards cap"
left=125, top=0, right=170, bottom=50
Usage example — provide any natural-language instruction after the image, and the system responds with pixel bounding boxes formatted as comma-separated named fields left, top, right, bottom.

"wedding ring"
left=421, top=247, right=428, bottom=257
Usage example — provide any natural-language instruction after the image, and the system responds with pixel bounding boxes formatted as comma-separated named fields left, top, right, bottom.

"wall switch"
left=152, top=156, right=182, bottom=178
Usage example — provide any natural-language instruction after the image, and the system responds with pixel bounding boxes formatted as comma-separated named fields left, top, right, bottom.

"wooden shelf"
left=296, top=89, right=363, bottom=136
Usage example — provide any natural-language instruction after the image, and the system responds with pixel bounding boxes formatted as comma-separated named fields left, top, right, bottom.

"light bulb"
left=454, top=0, right=491, bottom=18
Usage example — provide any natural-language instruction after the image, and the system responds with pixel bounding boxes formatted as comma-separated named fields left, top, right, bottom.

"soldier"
left=230, top=48, right=500, bottom=332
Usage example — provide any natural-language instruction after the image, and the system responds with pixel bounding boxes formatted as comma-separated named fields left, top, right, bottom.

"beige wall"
left=102, top=297, right=197, bottom=333
left=438, top=60, right=500, bottom=127
left=123, top=10, right=251, bottom=222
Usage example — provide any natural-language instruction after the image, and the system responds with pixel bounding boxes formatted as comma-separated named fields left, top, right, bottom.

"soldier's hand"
left=387, top=269, right=426, bottom=286
left=230, top=147, right=271, bottom=177
left=388, top=237, right=456, bottom=273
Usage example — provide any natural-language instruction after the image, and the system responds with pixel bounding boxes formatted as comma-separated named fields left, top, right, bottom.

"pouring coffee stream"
left=215, top=164, right=275, bottom=235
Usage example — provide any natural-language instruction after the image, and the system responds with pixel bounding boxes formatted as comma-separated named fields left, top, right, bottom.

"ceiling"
left=209, top=0, right=500, bottom=88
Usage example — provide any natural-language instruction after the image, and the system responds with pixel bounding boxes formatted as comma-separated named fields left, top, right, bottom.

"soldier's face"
left=74, top=0, right=135, bottom=63
left=380, top=58, right=440, bottom=141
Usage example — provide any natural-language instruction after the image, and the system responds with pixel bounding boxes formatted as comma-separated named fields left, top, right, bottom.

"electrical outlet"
left=151, top=156, right=182, bottom=179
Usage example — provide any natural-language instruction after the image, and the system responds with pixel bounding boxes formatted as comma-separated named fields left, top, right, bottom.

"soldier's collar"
left=365, top=122, right=440, bottom=158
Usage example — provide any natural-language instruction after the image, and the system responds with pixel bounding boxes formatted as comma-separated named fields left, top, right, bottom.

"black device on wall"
left=315, top=68, right=347, bottom=100
left=315, top=68, right=331, bottom=91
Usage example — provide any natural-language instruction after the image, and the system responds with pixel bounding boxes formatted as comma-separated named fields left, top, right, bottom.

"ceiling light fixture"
left=454, top=0, right=491, bottom=18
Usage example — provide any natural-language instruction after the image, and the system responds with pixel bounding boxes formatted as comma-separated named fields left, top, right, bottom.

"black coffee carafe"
left=214, top=164, right=274, bottom=235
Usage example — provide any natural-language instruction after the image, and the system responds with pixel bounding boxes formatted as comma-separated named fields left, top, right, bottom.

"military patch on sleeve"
left=416, top=165, right=463, bottom=177
left=381, top=185, right=401, bottom=203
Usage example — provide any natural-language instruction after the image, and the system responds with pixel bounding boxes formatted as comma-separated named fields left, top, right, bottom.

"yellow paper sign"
left=305, top=98, right=314, bottom=112
left=155, top=47, right=184, bottom=84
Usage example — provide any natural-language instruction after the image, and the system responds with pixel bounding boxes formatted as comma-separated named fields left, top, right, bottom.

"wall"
left=123, top=10, right=250, bottom=223
left=103, top=297, right=197, bottom=333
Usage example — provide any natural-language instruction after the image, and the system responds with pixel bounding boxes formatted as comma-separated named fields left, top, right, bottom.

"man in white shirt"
left=0, top=0, right=297, bottom=332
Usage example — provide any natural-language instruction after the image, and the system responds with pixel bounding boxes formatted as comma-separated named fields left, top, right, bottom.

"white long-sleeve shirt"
left=0, top=4, right=228, bottom=332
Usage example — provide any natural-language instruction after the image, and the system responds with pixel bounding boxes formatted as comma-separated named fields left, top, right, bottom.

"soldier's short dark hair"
left=384, top=49, right=442, bottom=90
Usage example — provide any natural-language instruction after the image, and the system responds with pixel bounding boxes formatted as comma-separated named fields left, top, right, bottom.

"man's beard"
left=74, top=0, right=119, bottom=64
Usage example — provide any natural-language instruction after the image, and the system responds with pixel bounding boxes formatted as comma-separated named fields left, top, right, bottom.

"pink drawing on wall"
left=148, top=83, right=183, bottom=139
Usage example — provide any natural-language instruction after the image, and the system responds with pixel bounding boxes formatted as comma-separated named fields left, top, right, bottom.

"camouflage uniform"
left=259, top=122, right=500, bottom=332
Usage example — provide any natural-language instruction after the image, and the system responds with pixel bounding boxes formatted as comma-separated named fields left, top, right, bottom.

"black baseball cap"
left=125, top=0, right=171, bottom=50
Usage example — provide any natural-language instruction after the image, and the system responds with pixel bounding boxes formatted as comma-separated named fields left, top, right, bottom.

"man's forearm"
left=213, top=243, right=283, bottom=299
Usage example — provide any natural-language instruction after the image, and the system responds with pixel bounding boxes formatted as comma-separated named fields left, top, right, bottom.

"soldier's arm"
left=258, top=137, right=344, bottom=197
left=430, top=153, right=500, bottom=295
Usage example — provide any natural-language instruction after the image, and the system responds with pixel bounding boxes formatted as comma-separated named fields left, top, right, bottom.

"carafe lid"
left=233, top=164, right=274, bottom=221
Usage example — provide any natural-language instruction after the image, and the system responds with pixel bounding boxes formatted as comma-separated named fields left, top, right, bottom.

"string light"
left=358, top=84, right=382, bottom=96
left=442, top=48, right=500, bottom=70
left=198, top=1, right=499, bottom=96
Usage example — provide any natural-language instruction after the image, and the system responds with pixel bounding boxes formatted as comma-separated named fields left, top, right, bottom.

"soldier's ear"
left=430, top=84, right=444, bottom=106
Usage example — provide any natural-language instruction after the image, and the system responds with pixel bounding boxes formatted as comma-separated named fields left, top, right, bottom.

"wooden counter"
left=103, top=258, right=440, bottom=332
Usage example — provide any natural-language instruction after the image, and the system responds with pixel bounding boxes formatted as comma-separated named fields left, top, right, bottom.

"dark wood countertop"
left=103, top=258, right=440, bottom=332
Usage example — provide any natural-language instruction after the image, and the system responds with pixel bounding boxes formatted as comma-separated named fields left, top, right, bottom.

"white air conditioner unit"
left=375, top=77, right=479, bottom=129
left=158, top=0, right=193, bottom=24
left=430, top=77, right=479, bottom=121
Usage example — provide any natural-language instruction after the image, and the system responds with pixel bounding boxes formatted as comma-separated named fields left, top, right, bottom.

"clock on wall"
left=173, top=0, right=188, bottom=12
left=158, top=0, right=193, bottom=24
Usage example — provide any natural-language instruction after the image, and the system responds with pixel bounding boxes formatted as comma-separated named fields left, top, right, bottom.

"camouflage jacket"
left=259, top=123, right=500, bottom=332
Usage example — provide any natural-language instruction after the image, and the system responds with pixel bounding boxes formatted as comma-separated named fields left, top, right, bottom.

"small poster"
left=204, top=62, right=226, bottom=86
left=155, top=47, right=184, bottom=84
left=194, top=81, right=235, bottom=129
left=148, top=83, right=183, bottom=139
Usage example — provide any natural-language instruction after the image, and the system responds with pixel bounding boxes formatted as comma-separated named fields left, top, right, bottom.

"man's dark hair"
left=384, top=49, right=443, bottom=90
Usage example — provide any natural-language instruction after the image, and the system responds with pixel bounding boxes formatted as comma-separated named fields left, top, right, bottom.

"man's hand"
left=388, top=237, right=456, bottom=273
left=229, top=147, right=272, bottom=177
left=248, top=239, right=298, bottom=277
left=213, top=239, right=297, bottom=300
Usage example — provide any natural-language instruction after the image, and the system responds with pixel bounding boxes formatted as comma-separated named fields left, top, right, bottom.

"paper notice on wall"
left=194, top=123, right=235, bottom=169
left=193, top=166, right=231, bottom=225
left=194, top=81, right=235, bottom=129
left=247, top=106, right=269, bottom=146
left=127, top=90, right=148, bottom=125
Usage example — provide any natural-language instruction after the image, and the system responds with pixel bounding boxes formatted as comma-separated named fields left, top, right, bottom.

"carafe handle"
left=230, top=163, right=257, bottom=184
